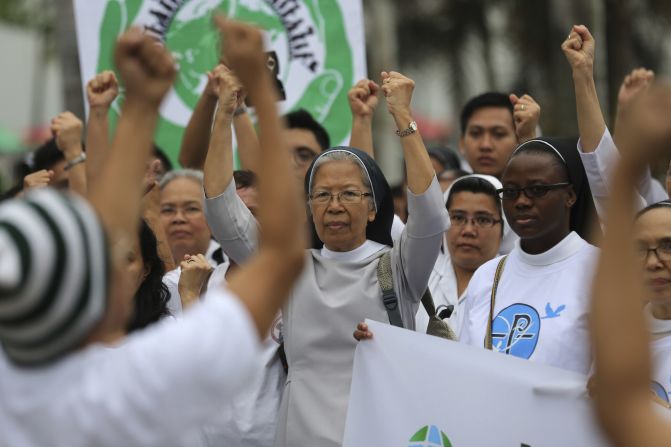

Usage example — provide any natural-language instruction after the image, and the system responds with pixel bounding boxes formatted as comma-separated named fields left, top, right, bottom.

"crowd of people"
left=1, top=16, right=671, bottom=447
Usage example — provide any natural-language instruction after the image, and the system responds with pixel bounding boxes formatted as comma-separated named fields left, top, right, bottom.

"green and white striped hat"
left=0, top=189, right=109, bottom=366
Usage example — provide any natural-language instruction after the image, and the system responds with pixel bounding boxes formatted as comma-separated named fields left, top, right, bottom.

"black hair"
left=428, top=146, right=462, bottom=171
left=126, top=220, right=171, bottom=332
left=13, top=138, right=64, bottom=181
left=438, top=168, right=470, bottom=183
left=233, top=169, right=257, bottom=189
left=460, top=92, right=513, bottom=134
left=447, top=176, right=502, bottom=216
left=509, top=143, right=571, bottom=183
left=153, top=145, right=173, bottom=172
left=285, top=109, right=330, bottom=151
left=636, top=200, right=671, bottom=220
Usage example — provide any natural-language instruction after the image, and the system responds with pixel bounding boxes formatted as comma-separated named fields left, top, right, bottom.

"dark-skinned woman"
left=459, top=138, right=599, bottom=375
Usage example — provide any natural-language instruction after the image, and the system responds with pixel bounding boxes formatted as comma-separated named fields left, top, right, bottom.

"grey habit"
left=204, top=176, right=448, bottom=446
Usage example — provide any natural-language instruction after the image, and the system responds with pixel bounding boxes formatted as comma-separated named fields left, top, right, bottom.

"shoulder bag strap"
left=485, top=255, right=508, bottom=350
left=376, top=251, right=404, bottom=328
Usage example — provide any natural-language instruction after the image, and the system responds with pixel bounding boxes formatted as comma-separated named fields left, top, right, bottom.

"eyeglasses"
left=448, top=212, right=501, bottom=228
left=309, top=190, right=372, bottom=205
left=496, top=183, right=571, bottom=200
left=635, top=241, right=671, bottom=262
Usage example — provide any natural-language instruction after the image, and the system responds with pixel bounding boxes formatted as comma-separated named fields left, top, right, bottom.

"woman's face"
left=447, top=191, right=502, bottom=271
left=159, top=177, right=212, bottom=260
left=500, top=152, right=575, bottom=254
left=309, top=160, right=376, bottom=252
left=635, top=208, right=671, bottom=304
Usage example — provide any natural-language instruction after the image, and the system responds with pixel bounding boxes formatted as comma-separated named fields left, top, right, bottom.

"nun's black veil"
left=304, top=146, right=395, bottom=249
left=514, top=137, right=601, bottom=245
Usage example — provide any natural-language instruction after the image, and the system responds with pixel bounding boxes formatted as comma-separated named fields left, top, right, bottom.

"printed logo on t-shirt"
left=650, top=381, right=670, bottom=404
left=490, top=303, right=541, bottom=359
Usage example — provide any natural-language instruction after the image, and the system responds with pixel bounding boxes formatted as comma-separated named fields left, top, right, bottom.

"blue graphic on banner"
left=490, top=303, right=541, bottom=359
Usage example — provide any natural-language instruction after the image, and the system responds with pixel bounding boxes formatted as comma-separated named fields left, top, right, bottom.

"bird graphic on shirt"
left=541, top=302, right=566, bottom=319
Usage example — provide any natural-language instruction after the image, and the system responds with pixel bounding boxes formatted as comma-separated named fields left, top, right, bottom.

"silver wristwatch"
left=396, top=121, right=417, bottom=137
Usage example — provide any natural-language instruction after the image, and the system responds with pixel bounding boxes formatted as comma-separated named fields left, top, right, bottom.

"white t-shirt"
left=459, top=232, right=599, bottom=375
left=646, top=305, right=671, bottom=404
left=0, top=288, right=262, bottom=447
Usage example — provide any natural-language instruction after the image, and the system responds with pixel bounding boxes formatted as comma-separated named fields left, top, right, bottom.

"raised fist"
left=212, top=64, right=245, bottom=114
left=113, top=28, right=176, bottom=107
left=561, top=24, right=595, bottom=74
left=380, top=71, right=414, bottom=117
left=51, top=111, right=84, bottom=156
left=86, top=70, right=119, bottom=109
left=509, top=93, right=541, bottom=143
left=617, top=68, right=655, bottom=115
left=348, top=79, right=379, bottom=118
left=617, top=82, right=671, bottom=166
left=214, top=16, right=266, bottom=88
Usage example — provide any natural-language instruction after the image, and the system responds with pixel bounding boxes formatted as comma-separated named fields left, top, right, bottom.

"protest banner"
left=343, top=320, right=609, bottom=447
left=73, top=0, right=366, bottom=163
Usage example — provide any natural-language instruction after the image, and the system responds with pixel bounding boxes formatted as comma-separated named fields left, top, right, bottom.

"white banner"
left=73, top=0, right=366, bottom=163
left=343, top=320, right=609, bottom=447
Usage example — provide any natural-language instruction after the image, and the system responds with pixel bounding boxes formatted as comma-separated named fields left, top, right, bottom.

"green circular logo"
left=95, top=0, right=356, bottom=164
left=408, top=424, right=453, bottom=447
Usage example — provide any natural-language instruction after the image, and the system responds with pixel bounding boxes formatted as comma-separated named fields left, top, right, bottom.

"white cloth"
left=577, top=127, right=666, bottom=220
left=459, top=232, right=598, bottom=375
left=414, top=247, right=466, bottom=334
left=0, top=287, right=262, bottom=447
left=320, top=240, right=387, bottom=262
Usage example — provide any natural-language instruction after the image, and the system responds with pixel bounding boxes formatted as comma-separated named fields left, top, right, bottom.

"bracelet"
left=233, top=106, right=247, bottom=117
left=64, top=153, right=87, bottom=171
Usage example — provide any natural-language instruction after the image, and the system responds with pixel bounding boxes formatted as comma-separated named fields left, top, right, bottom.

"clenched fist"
left=87, top=70, right=119, bottom=109
left=114, top=28, right=176, bottom=107
left=348, top=79, right=379, bottom=119
left=51, top=111, right=83, bottom=157
left=561, top=24, right=595, bottom=75
left=380, top=71, right=414, bottom=118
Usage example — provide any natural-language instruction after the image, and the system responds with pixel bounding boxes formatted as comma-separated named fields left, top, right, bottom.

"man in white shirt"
left=0, top=19, right=305, bottom=447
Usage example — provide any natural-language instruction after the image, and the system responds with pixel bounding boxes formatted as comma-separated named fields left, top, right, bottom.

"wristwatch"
left=396, top=121, right=417, bottom=137
left=64, top=153, right=87, bottom=171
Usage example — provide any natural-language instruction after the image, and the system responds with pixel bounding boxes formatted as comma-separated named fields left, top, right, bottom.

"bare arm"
left=88, top=29, right=176, bottom=245
left=591, top=83, right=671, bottom=447
left=178, top=69, right=220, bottom=169
left=562, top=24, right=605, bottom=153
left=348, top=79, right=379, bottom=157
left=381, top=71, right=434, bottom=194
left=233, top=108, right=261, bottom=172
left=51, top=111, right=87, bottom=196
left=203, top=67, right=241, bottom=198
left=85, top=71, right=118, bottom=185
left=215, top=17, right=305, bottom=337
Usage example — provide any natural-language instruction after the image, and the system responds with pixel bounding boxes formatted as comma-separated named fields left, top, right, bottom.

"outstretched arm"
left=348, top=78, right=379, bottom=157
left=562, top=24, right=605, bottom=153
left=87, top=29, right=175, bottom=246
left=85, top=71, right=118, bottom=186
left=214, top=16, right=305, bottom=337
left=178, top=67, right=220, bottom=169
left=591, top=82, right=671, bottom=447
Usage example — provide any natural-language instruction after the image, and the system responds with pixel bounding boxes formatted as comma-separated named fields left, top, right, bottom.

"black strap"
left=376, top=252, right=404, bottom=327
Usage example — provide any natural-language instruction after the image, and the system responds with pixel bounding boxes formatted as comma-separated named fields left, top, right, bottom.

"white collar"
left=320, top=240, right=387, bottom=262
left=645, top=303, right=671, bottom=335
left=515, top=231, right=584, bottom=266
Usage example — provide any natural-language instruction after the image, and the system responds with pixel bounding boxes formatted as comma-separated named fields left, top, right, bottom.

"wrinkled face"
left=460, top=106, right=517, bottom=178
left=236, top=186, right=259, bottom=216
left=447, top=192, right=502, bottom=271
left=285, top=128, right=323, bottom=181
left=159, top=177, right=212, bottom=260
left=635, top=208, right=671, bottom=305
left=309, top=160, right=376, bottom=252
left=501, top=152, right=575, bottom=254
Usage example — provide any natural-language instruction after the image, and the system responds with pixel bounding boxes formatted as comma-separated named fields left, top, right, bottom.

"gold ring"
left=520, top=104, right=526, bottom=112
